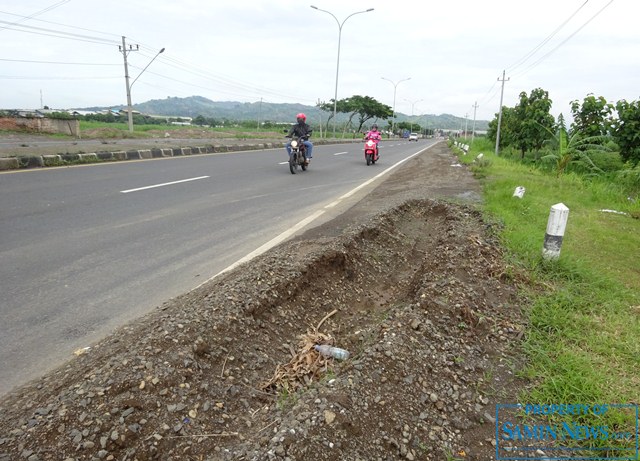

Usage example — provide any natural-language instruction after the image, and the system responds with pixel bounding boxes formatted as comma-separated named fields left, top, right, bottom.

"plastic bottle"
left=314, top=344, right=350, bottom=360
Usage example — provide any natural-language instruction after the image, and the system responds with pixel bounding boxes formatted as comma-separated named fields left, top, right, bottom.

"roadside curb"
left=0, top=139, right=361, bottom=171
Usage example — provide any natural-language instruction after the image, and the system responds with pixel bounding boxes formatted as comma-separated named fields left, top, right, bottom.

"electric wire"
left=0, top=1, right=70, bottom=32
left=481, top=0, right=614, bottom=118
left=511, top=0, right=614, bottom=79
left=1, top=9, right=316, bottom=105
left=505, top=0, right=590, bottom=73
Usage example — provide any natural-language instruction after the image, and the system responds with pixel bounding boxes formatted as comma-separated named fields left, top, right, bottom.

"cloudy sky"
left=1, top=0, right=637, bottom=122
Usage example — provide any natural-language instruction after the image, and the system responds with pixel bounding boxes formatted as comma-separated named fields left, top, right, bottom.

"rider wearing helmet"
left=364, top=123, right=382, bottom=151
left=286, top=113, right=313, bottom=163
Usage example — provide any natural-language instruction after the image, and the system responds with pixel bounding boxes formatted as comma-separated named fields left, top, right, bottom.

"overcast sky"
left=1, top=0, right=637, bottom=122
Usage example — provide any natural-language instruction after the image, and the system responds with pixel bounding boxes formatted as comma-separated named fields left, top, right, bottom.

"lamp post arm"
left=311, top=6, right=374, bottom=138
left=131, top=48, right=165, bottom=89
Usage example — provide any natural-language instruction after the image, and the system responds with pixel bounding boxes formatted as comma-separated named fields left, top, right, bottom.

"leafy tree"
left=318, top=99, right=351, bottom=134
left=193, top=115, right=208, bottom=126
left=346, top=95, right=392, bottom=133
left=513, top=88, right=555, bottom=158
left=570, top=94, right=613, bottom=137
left=487, top=106, right=518, bottom=150
left=540, top=121, right=610, bottom=176
left=319, top=96, right=391, bottom=136
left=611, top=99, right=640, bottom=165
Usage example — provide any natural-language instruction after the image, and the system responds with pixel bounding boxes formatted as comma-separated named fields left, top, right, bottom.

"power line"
left=0, top=57, right=118, bottom=66
left=0, top=1, right=70, bottom=32
left=506, top=0, right=590, bottom=73
left=0, top=19, right=118, bottom=46
left=1, top=9, right=318, bottom=105
left=512, top=0, right=614, bottom=79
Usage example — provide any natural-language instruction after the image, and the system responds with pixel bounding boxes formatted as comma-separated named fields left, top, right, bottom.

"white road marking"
left=199, top=210, right=326, bottom=284
left=120, top=176, right=209, bottom=194
left=333, top=152, right=349, bottom=156
left=195, top=143, right=438, bottom=290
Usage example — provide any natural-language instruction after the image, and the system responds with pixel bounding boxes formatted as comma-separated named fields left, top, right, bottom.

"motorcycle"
left=287, top=136, right=309, bottom=174
left=363, top=137, right=380, bottom=166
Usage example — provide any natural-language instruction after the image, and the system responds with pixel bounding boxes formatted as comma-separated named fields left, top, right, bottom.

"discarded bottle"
left=314, top=344, right=350, bottom=360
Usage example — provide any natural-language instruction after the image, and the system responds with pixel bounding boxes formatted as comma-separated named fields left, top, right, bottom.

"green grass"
left=454, top=137, right=640, bottom=454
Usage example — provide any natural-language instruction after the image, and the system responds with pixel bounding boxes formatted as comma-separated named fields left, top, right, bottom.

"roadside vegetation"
left=452, top=90, right=639, bottom=457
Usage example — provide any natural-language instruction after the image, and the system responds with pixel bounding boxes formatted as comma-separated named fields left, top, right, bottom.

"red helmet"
left=296, top=113, right=306, bottom=122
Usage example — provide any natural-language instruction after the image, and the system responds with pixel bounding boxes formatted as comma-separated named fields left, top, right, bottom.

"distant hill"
left=81, top=96, right=489, bottom=131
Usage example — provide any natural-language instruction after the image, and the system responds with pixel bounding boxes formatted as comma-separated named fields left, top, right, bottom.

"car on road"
left=408, top=133, right=419, bottom=141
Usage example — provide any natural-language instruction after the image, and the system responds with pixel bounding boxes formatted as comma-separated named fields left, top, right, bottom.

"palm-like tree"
left=540, top=118, right=610, bottom=176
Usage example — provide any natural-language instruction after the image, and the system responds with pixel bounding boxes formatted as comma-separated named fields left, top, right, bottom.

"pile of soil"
left=0, top=143, right=528, bottom=460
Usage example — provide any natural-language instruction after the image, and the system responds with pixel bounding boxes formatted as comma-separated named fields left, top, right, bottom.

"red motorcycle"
left=363, top=137, right=380, bottom=166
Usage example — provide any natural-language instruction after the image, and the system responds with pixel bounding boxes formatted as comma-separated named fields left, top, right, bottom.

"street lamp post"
left=404, top=98, right=423, bottom=134
left=381, top=77, right=410, bottom=137
left=311, top=5, right=374, bottom=139
left=121, top=36, right=165, bottom=132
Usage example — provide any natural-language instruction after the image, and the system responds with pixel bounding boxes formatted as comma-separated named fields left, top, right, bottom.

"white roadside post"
left=513, top=186, right=526, bottom=199
left=542, top=203, right=570, bottom=260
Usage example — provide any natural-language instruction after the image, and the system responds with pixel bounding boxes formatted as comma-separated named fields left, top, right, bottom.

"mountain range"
left=84, top=96, right=490, bottom=131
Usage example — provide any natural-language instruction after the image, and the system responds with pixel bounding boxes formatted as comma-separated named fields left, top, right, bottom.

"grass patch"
left=458, top=137, right=640, bottom=455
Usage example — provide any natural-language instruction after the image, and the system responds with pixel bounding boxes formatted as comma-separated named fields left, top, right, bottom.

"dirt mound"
left=0, top=143, right=528, bottom=460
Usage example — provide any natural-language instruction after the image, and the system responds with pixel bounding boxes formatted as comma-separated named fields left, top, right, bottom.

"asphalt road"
left=0, top=138, right=438, bottom=396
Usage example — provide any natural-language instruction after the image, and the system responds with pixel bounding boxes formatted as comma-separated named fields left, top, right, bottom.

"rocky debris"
left=0, top=143, right=527, bottom=460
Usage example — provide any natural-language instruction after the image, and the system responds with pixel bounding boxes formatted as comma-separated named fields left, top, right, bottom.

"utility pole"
left=257, top=97, right=262, bottom=133
left=119, top=36, right=139, bottom=133
left=471, top=101, right=478, bottom=145
left=464, top=113, right=469, bottom=139
left=317, top=99, right=324, bottom=139
left=495, top=70, right=509, bottom=156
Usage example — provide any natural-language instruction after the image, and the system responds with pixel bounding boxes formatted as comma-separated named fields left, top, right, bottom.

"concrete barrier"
left=43, top=155, right=62, bottom=166
left=97, top=152, right=114, bottom=160
left=0, top=138, right=361, bottom=171
left=78, top=153, right=98, bottom=162
left=0, top=157, right=19, bottom=170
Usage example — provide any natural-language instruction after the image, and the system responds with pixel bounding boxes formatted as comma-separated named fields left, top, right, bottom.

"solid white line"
left=195, top=142, right=437, bottom=287
left=196, top=209, right=326, bottom=287
left=120, top=176, right=209, bottom=194
left=326, top=145, right=430, bottom=205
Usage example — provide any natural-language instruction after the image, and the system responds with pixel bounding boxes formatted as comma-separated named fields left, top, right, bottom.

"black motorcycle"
left=287, top=136, right=309, bottom=174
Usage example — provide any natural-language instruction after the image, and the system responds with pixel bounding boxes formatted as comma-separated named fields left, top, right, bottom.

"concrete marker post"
left=542, top=203, right=569, bottom=260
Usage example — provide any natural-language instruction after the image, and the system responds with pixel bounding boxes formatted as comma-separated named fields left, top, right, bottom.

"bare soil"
left=0, top=142, right=529, bottom=460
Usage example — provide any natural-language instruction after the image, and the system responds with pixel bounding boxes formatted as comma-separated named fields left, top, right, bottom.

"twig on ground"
left=316, top=309, right=338, bottom=332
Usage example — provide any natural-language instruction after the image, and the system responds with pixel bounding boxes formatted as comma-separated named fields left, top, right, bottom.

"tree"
left=570, top=94, right=613, bottom=137
left=487, top=106, right=517, bottom=150
left=540, top=119, right=610, bottom=176
left=319, top=96, right=391, bottom=137
left=193, top=115, right=208, bottom=126
left=347, top=95, right=392, bottom=134
left=318, top=99, right=352, bottom=135
left=513, top=88, right=555, bottom=158
left=611, top=99, right=640, bottom=165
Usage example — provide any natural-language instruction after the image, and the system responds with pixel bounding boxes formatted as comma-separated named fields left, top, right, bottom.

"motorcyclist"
left=285, top=113, right=313, bottom=163
left=364, top=123, right=382, bottom=155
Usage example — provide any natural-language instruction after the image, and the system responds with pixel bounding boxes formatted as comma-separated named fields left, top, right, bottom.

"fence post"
left=542, top=203, right=569, bottom=260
